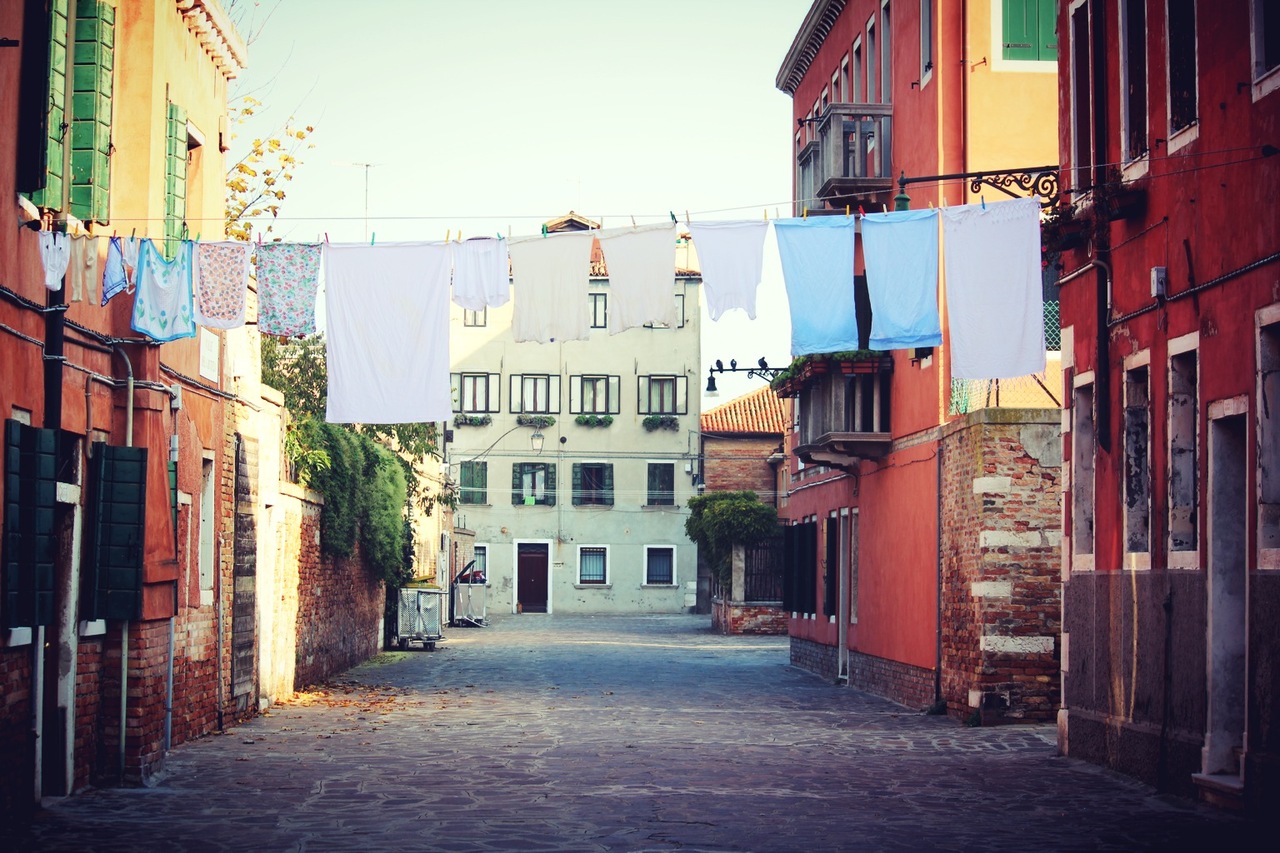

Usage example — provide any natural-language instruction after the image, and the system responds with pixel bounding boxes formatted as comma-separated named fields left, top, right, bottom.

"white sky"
left=229, top=0, right=812, bottom=406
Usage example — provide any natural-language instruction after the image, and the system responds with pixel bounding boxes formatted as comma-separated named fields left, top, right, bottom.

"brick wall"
left=939, top=410, right=1061, bottom=724
left=0, top=644, right=35, bottom=830
left=849, top=650, right=936, bottom=710
left=703, top=436, right=780, bottom=501
left=791, top=635, right=840, bottom=681
left=712, top=599, right=788, bottom=634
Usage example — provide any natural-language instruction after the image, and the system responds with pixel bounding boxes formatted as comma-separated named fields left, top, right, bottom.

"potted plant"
left=453, top=414, right=492, bottom=427
left=642, top=415, right=679, bottom=432
left=516, top=414, right=555, bottom=429
left=574, top=414, right=614, bottom=428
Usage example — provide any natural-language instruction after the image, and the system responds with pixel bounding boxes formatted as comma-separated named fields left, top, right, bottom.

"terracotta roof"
left=701, top=386, right=788, bottom=435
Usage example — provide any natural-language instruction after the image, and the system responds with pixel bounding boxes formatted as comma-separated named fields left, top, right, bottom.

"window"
left=853, top=39, right=864, bottom=101
left=644, top=293, right=686, bottom=329
left=589, top=292, right=608, bottom=329
left=512, top=462, right=556, bottom=506
left=1120, top=0, right=1148, bottom=161
left=881, top=2, right=892, bottom=100
left=867, top=19, right=878, bottom=103
left=451, top=372, right=500, bottom=413
left=1123, top=361, right=1151, bottom=560
left=1072, top=381, right=1096, bottom=564
left=460, top=460, right=487, bottom=505
left=647, top=462, right=675, bottom=506
left=1168, top=345, right=1198, bottom=559
left=20, top=0, right=115, bottom=224
left=840, top=55, right=850, bottom=102
left=1070, top=3, right=1093, bottom=191
left=1253, top=0, right=1280, bottom=83
left=637, top=375, right=688, bottom=415
left=832, top=70, right=841, bottom=103
left=510, top=374, right=561, bottom=414
left=823, top=514, right=838, bottom=616
left=1167, top=0, right=1198, bottom=134
left=572, top=463, right=613, bottom=506
left=920, top=0, right=934, bottom=81
left=644, top=546, right=675, bottom=585
left=463, top=307, right=487, bottom=327
left=578, top=546, right=607, bottom=585
left=570, top=375, right=620, bottom=415
left=821, top=86, right=830, bottom=110
left=1002, top=0, right=1059, bottom=62
left=1259, top=319, right=1280, bottom=551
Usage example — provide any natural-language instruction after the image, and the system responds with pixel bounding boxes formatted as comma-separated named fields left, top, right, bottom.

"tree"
left=224, top=95, right=313, bottom=243
left=685, top=491, right=779, bottom=585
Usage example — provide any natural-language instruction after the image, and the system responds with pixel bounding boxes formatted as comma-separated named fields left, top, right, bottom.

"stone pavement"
left=17, top=614, right=1256, bottom=852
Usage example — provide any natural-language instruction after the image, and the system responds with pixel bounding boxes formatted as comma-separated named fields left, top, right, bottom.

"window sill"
left=641, top=583, right=677, bottom=589
left=1123, top=552, right=1151, bottom=571
left=643, top=503, right=678, bottom=510
left=1253, top=65, right=1280, bottom=103
left=1071, top=553, right=1095, bottom=573
left=574, top=583, right=611, bottom=589
left=1167, top=550, right=1199, bottom=570
left=4, top=628, right=33, bottom=647
left=1167, top=122, right=1199, bottom=155
left=79, top=619, right=107, bottom=637
left=1121, top=156, right=1150, bottom=181
left=1259, top=548, right=1280, bottom=571
left=460, top=502, right=492, bottom=508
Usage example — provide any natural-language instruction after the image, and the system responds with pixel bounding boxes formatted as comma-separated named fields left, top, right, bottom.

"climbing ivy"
left=684, top=491, right=779, bottom=585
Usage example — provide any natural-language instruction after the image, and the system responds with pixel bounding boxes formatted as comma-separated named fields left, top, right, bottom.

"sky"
left=227, top=0, right=813, bottom=405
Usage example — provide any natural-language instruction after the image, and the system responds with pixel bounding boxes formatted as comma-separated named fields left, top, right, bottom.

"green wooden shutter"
left=602, top=464, right=614, bottom=506
left=27, top=0, right=70, bottom=210
left=476, top=461, right=487, bottom=503
left=1002, top=0, right=1037, bottom=60
left=69, top=0, right=113, bottom=223
left=544, top=463, right=556, bottom=507
left=82, top=442, right=148, bottom=621
left=823, top=518, right=838, bottom=616
left=164, top=101, right=187, bottom=259
left=168, top=458, right=178, bottom=554
left=511, top=463, right=522, bottom=505
left=571, top=463, right=583, bottom=506
left=1037, top=0, right=1058, bottom=61
left=2, top=420, right=58, bottom=629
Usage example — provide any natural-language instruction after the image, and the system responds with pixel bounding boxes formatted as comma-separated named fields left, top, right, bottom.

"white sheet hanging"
left=941, top=197, right=1045, bottom=379
left=596, top=222, right=678, bottom=333
left=451, top=237, right=510, bottom=310
left=324, top=242, right=453, bottom=424
left=687, top=220, right=767, bottom=320
left=508, top=231, right=595, bottom=343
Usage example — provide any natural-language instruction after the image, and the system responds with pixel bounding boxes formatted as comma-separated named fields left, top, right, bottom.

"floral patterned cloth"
left=193, top=241, right=250, bottom=329
left=256, top=242, right=322, bottom=336
left=131, top=239, right=196, bottom=342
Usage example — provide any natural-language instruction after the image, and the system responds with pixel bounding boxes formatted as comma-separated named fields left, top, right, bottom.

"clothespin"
left=669, top=211, right=677, bottom=223
left=858, top=205, right=865, bottom=217
left=845, top=205, right=850, bottom=217
left=195, top=232, right=201, bottom=242
left=324, top=232, right=330, bottom=243
left=928, top=201, right=934, bottom=209
left=130, top=228, right=136, bottom=239
left=541, top=224, right=548, bottom=238
left=882, top=204, right=888, bottom=213
left=803, top=207, right=808, bottom=219
left=763, top=209, right=768, bottom=221
left=981, top=195, right=986, bottom=210
left=685, top=210, right=691, bottom=227
left=446, top=229, right=451, bottom=243
left=630, top=215, right=636, bottom=228
left=370, top=232, right=376, bottom=245
left=496, top=232, right=502, bottom=239
left=457, top=230, right=462, bottom=242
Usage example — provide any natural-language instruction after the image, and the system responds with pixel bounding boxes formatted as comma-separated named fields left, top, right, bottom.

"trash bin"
left=392, top=587, right=447, bottom=650
left=452, top=563, right=488, bottom=627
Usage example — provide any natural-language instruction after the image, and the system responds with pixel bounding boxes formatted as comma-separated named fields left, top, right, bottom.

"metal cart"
left=452, top=561, right=488, bottom=627
left=392, top=587, right=447, bottom=650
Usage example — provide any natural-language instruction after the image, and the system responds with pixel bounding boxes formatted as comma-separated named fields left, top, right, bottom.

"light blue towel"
left=861, top=209, right=943, bottom=350
left=774, top=217, right=860, bottom=356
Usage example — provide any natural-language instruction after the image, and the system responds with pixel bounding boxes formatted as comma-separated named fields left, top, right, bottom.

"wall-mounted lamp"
left=705, top=357, right=785, bottom=397
left=530, top=430, right=545, bottom=455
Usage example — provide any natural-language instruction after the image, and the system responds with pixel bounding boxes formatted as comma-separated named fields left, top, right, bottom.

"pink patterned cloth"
left=256, top=242, right=322, bottom=336
left=193, top=241, right=250, bottom=329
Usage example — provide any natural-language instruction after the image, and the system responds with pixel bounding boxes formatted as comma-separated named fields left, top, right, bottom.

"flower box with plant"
left=516, top=415, right=555, bottom=429
left=453, top=414, right=492, bottom=427
left=574, top=414, right=614, bottom=428
left=642, top=415, right=679, bottom=432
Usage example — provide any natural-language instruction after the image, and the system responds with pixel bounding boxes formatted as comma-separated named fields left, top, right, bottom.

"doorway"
left=516, top=542, right=549, bottom=613
left=1204, top=413, right=1246, bottom=779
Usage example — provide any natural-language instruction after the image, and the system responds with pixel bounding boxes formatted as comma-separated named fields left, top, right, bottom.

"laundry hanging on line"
left=686, top=220, right=768, bottom=321
left=860, top=208, right=942, bottom=350
left=131, top=238, right=196, bottom=342
left=193, top=240, right=252, bottom=329
left=595, top=222, right=679, bottom=333
left=508, top=230, right=596, bottom=344
left=774, top=216, right=862, bottom=357
left=450, top=236, right=510, bottom=310
left=256, top=241, right=323, bottom=337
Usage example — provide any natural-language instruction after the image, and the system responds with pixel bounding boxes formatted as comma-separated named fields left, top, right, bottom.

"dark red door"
left=517, top=544, right=548, bottom=613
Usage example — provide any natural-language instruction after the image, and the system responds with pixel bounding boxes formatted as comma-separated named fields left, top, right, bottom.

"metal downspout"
left=113, top=344, right=134, bottom=781
left=935, top=439, right=944, bottom=707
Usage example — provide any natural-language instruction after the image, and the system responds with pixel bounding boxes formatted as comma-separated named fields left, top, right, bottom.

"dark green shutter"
left=602, top=464, right=614, bottom=506
left=476, top=461, right=487, bottom=502
left=82, top=442, right=147, bottom=621
left=512, top=463, right=522, bottom=505
left=544, top=464, right=556, bottom=507
left=2, top=420, right=58, bottom=629
left=69, top=0, right=113, bottom=222
left=1002, top=0, right=1037, bottom=60
left=571, top=463, right=583, bottom=506
left=168, top=458, right=178, bottom=553
left=823, top=518, right=838, bottom=616
left=1037, top=0, right=1058, bottom=60
left=27, top=0, right=70, bottom=210
left=164, top=101, right=187, bottom=258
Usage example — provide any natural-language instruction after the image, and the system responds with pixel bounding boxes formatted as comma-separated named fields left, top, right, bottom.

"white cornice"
left=175, top=0, right=246, bottom=80
left=776, top=0, right=846, bottom=96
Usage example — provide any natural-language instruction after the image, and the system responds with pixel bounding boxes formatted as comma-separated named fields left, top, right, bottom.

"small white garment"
left=596, top=222, right=678, bottom=333
left=67, top=234, right=100, bottom=303
left=451, top=237, right=510, bottom=310
left=38, top=231, right=71, bottom=291
left=324, top=242, right=453, bottom=424
left=861, top=209, right=943, bottom=349
left=687, top=220, right=767, bottom=320
left=941, top=197, right=1046, bottom=379
left=508, top=231, right=595, bottom=343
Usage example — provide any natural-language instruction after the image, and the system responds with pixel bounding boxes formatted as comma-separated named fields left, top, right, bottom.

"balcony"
left=807, top=103, right=894, bottom=208
left=774, top=355, right=894, bottom=468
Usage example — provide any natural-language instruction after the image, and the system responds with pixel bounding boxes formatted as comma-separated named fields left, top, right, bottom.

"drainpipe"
left=113, top=344, right=134, bottom=782
left=935, top=439, right=944, bottom=708
left=164, top=429, right=178, bottom=752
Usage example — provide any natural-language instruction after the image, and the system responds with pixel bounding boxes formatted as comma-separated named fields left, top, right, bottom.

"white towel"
left=451, top=237, right=510, bottom=310
left=38, top=231, right=71, bottom=291
left=861, top=209, right=943, bottom=349
left=941, top=197, right=1045, bottom=380
left=596, top=222, right=678, bottom=333
left=508, top=231, right=595, bottom=344
left=774, top=217, right=861, bottom=356
left=688, top=220, right=767, bottom=320
left=324, top=242, right=453, bottom=424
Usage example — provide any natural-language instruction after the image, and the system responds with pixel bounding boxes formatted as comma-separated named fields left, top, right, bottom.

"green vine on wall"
left=685, top=491, right=779, bottom=585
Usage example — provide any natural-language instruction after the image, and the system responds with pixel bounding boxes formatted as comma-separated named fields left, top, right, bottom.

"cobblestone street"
left=19, top=615, right=1254, bottom=852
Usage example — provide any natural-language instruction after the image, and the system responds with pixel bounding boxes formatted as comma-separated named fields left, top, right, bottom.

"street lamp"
left=705, top=357, right=785, bottom=397
left=530, top=430, right=545, bottom=454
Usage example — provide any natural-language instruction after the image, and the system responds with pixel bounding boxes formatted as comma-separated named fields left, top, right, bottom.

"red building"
left=1056, top=1, right=1280, bottom=812
left=774, top=1, right=1063, bottom=719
